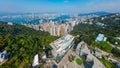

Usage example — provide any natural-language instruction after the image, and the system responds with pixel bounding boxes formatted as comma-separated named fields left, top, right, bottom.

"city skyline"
left=0, top=0, right=120, bottom=13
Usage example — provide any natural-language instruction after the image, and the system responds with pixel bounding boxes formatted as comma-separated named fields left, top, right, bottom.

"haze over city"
left=0, top=0, right=120, bottom=13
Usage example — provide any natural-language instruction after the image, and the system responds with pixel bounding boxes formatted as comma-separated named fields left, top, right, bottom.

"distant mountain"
left=78, top=11, right=111, bottom=16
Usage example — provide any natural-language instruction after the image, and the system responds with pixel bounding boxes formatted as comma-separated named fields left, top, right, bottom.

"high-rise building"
left=60, top=24, right=66, bottom=36
left=56, top=25, right=61, bottom=36
left=39, top=20, right=75, bottom=36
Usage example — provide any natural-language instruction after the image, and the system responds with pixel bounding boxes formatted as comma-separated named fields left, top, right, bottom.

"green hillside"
left=71, top=13, right=120, bottom=45
left=0, top=21, right=58, bottom=68
left=70, top=13, right=120, bottom=58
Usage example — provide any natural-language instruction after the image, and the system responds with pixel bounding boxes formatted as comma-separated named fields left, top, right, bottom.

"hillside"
left=70, top=13, right=120, bottom=58
left=0, top=21, right=58, bottom=68
left=71, top=13, right=120, bottom=45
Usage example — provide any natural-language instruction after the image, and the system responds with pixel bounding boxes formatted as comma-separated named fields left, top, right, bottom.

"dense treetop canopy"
left=0, top=21, right=58, bottom=67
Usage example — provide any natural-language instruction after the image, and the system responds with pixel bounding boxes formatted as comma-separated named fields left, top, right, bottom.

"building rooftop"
left=50, top=34, right=74, bottom=52
left=50, top=34, right=74, bottom=62
left=95, top=34, right=107, bottom=42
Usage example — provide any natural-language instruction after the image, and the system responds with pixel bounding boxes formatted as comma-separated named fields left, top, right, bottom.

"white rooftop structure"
left=7, top=22, right=13, bottom=25
left=0, top=50, right=7, bottom=63
left=95, top=34, right=107, bottom=43
left=50, top=34, right=74, bottom=62
left=116, top=37, right=120, bottom=40
left=32, top=54, right=39, bottom=67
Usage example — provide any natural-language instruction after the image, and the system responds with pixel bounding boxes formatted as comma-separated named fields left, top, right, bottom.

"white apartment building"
left=50, top=34, right=74, bottom=62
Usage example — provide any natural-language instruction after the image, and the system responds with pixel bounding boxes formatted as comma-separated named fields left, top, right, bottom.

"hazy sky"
left=0, top=0, right=120, bottom=13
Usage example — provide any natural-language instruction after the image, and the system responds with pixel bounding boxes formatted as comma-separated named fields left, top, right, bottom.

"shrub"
left=76, top=58, right=82, bottom=65
left=98, top=41, right=113, bottom=53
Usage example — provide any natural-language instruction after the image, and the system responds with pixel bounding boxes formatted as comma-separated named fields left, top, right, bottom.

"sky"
left=0, top=0, right=120, bottom=13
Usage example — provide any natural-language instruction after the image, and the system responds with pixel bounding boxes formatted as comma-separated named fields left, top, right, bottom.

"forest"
left=0, top=21, right=58, bottom=68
